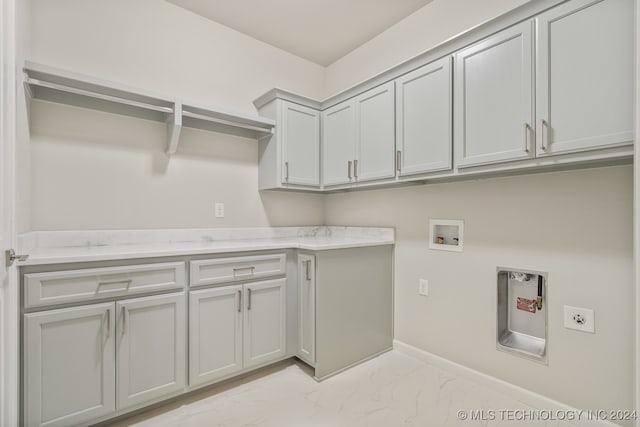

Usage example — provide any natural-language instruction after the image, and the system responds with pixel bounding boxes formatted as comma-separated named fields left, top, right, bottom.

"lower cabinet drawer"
left=24, top=262, right=186, bottom=308
left=189, top=254, right=286, bottom=287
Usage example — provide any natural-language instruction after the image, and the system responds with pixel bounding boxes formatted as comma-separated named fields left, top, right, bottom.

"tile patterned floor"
left=108, top=351, right=574, bottom=427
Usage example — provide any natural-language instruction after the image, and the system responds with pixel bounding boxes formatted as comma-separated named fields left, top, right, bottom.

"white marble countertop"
left=17, top=227, right=394, bottom=266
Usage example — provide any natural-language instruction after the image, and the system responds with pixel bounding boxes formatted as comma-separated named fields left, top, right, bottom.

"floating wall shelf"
left=23, top=61, right=275, bottom=155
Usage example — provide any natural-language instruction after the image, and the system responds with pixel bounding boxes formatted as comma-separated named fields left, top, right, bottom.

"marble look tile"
left=107, top=351, right=575, bottom=427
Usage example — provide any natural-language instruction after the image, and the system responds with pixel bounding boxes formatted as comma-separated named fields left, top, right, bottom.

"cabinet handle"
left=121, top=306, right=126, bottom=335
left=305, top=260, right=311, bottom=281
left=354, top=159, right=358, bottom=179
left=540, top=119, right=549, bottom=151
left=237, top=290, right=242, bottom=312
left=396, top=151, right=401, bottom=172
left=247, top=288, right=252, bottom=310
left=348, top=161, right=352, bottom=179
left=106, top=309, right=111, bottom=338
left=98, top=279, right=132, bottom=287
left=233, top=266, right=255, bottom=276
left=285, top=161, right=289, bottom=180
left=523, top=123, right=530, bottom=153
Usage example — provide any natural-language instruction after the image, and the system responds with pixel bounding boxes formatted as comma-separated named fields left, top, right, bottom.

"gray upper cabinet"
left=281, top=101, right=320, bottom=185
left=535, top=0, right=633, bottom=156
left=322, top=82, right=395, bottom=187
left=258, top=99, right=320, bottom=190
left=395, top=57, right=452, bottom=176
left=322, top=100, right=357, bottom=186
left=454, top=21, right=534, bottom=167
left=354, top=82, right=396, bottom=182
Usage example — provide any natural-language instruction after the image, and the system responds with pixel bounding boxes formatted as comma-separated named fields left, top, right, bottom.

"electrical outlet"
left=564, top=305, right=595, bottom=333
left=419, top=279, right=428, bottom=296
left=215, top=203, right=225, bottom=218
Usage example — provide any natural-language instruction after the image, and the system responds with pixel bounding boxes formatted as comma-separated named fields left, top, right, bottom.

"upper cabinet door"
left=536, top=0, right=633, bottom=156
left=24, top=303, right=116, bottom=427
left=395, top=57, right=452, bottom=176
left=322, top=100, right=356, bottom=186
left=354, top=82, right=396, bottom=182
left=117, top=292, right=186, bottom=410
left=454, top=21, right=534, bottom=168
left=281, top=101, right=320, bottom=186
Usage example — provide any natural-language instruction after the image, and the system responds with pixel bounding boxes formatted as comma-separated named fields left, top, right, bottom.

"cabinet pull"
left=305, top=260, right=311, bottom=281
left=98, top=279, right=132, bottom=287
left=237, top=290, right=242, bottom=312
left=523, top=123, right=530, bottom=153
left=233, top=266, right=255, bottom=276
left=285, top=161, right=289, bottom=180
left=121, top=307, right=126, bottom=335
left=106, top=309, right=111, bottom=338
left=348, top=161, right=352, bottom=179
left=247, top=288, right=252, bottom=310
left=354, top=159, right=358, bottom=179
left=396, top=151, right=401, bottom=172
left=540, top=119, right=549, bottom=151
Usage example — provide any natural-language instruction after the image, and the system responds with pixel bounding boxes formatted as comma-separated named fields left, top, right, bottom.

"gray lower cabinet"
left=189, top=285, right=243, bottom=387
left=189, top=278, right=286, bottom=388
left=24, top=292, right=186, bottom=427
left=24, top=303, right=116, bottom=427
left=116, top=293, right=186, bottom=410
left=535, top=0, right=633, bottom=156
left=243, top=278, right=287, bottom=368
left=298, top=246, right=393, bottom=381
left=297, top=254, right=316, bottom=366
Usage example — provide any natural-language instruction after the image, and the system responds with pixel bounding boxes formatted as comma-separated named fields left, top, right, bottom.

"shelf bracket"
left=166, top=101, right=182, bottom=155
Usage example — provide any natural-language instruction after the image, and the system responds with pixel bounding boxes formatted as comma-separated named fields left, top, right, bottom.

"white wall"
left=28, top=0, right=325, bottom=230
left=325, top=167, right=633, bottom=414
left=323, top=0, right=634, bottom=417
left=324, top=0, right=530, bottom=96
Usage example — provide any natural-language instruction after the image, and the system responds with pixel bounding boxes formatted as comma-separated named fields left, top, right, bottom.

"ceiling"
left=166, top=0, right=434, bottom=66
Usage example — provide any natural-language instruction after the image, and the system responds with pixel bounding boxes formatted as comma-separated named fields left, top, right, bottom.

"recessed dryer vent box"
left=429, top=219, right=463, bottom=252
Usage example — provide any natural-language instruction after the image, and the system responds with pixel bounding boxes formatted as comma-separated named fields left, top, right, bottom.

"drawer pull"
left=233, top=266, right=255, bottom=276
left=305, top=260, right=311, bottom=281
left=247, top=288, right=252, bottom=310
left=237, top=290, right=242, bottom=312
left=98, top=279, right=132, bottom=287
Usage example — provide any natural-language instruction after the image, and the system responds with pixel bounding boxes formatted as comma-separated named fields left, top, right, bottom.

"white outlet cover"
left=563, top=305, right=595, bottom=333
left=215, top=203, right=225, bottom=218
left=419, top=279, right=428, bottom=296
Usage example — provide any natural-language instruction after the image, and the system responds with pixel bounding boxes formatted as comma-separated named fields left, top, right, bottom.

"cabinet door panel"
left=189, top=286, right=243, bottom=387
left=297, top=255, right=315, bottom=365
left=536, top=0, right=633, bottom=155
left=454, top=21, right=534, bottom=167
left=117, top=292, right=185, bottom=410
left=322, top=101, right=356, bottom=186
left=244, top=279, right=286, bottom=368
left=355, top=82, right=395, bottom=181
left=396, top=57, right=452, bottom=175
left=281, top=101, right=320, bottom=186
left=24, top=303, right=115, bottom=427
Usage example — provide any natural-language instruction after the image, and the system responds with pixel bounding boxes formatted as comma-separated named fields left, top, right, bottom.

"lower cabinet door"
left=297, top=255, right=315, bottom=365
left=24, top=303, right=116, bottom=427
left=243, top=279, right=286, bottom=369
left=189, top=285, right=243, bottom=387
left=116, top=292, right=186, bottom=410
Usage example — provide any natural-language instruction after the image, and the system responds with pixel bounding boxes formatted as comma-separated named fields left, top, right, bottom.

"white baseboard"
left=394, top=340, right=620, bottom=427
